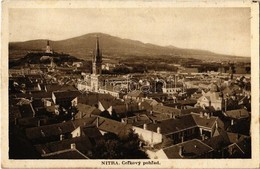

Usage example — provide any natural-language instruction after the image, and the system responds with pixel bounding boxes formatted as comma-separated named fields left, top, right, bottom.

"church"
left=77, top=36, right=122, bottom=98
left=90, top=36, right=102, bottom=92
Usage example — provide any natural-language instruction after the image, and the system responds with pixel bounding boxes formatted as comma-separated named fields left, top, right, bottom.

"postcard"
left=1, top=0, right=259, bottom=168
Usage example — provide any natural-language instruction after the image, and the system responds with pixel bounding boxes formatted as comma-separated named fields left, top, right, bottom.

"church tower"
left=92, top=36, right=102, bottom=75
left=91, top=36, right=102, bottom=92
left=46, top=40, right=52, bottom=54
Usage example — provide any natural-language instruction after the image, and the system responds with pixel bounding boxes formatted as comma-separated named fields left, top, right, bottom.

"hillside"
left=9, top=33, right=250, bottom=62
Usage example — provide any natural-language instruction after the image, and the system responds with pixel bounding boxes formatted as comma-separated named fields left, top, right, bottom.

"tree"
left=91, top=130, right=148, bottom=159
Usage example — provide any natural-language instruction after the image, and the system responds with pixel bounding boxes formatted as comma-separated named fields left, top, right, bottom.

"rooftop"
left=161, top=139, right=213, bottom=159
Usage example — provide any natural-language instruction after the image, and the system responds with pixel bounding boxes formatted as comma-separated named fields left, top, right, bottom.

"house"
left=135, top=112, right=224, bottom=146
left=124, top=90, right=144, bottom=101
left=162, top=83, right=183, bottom=95
left=145, top=93, right=168, bottom=102
left=17, top=100, right=36, bottom=118
left=178, top=99, right=197, bottom=108
left=151, top=105, right=181, bottom=119
left=94, top=116, right=132, bottom=137
left=224, top=109, right=249, bottom=121
left=203, top=130, right=251, bottom=158
left=222, top=85, right=242, bottom=98
left=121, top=113, right=152, bottom=127
left=71, top=125, right=103, bottom=142
left=74, top=103, right=101, bottom=119
left=25, top=117, right=97, bottom=144
left=17, top=116, right=51, bottom=128
left=35, top=137, right=93, bottom=159
left=155, top=139, right=214, bottom=159
left=77, top=92, right=115, bottom=106
left=147, top=111, right=174, bottom=122
left=196, top=83, right=223, bottom=111
left=52, top=91, right=81, bottom=108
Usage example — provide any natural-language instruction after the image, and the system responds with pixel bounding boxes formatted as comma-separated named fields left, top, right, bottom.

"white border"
left=1, top=1, right=259, bottom=168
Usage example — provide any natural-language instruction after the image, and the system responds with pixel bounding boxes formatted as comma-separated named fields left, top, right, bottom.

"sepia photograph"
left=1, top=0, right=259, bottom=168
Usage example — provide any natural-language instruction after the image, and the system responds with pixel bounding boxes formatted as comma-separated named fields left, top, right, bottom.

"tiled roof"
left=132, top=114, right=152, bottom=127
left=53, top=91, right=81, bottom=99
left=19, top=104, right=35, bottom=118
left=26, top=117, right=97, bottom=140
left=152, top=105, right=181, bottom=116
left=146, top=113, right=219, bottom=135
left=77, top=93, right=115, bottom=106
left=146, top=115, right=197, bottom=135
left=76, top=103, right=100, bottom=118
left=203, top=135, right=230, bottom=150
left=82, top=125, right=103, bottom=140
left=126, top=90, right=144, bottom=97
left=180, top=107, right=204, bottom=115
left=99, top=100, right=112, bottom=110
left=45, top=84, right=62, bottom=92
left=13, top=92, right=52, bottom=99
left=147, top=112, right=173, bottom=122
left=96, top=117, right=132, bottom=136
left=35, top=136, right=93, bottom=155
left=161, top=139, right=214, bottom=159
left=26, top=121, right=75, bottom=140
left=178, top=99, right=197, bottom=106
left=191, top=113, right=218, bottom=129
left=42, top=149, right=89, bottom=159
left=225, top=109, right=249, bottom=119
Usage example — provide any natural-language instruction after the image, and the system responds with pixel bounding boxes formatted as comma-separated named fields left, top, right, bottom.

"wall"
left=71, top=127, right=81, bottom=138
left=132, top=126, right=162, bottom=145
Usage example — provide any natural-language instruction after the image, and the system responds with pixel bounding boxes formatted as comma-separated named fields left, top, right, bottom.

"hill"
left=9, top=33, right=250, bottom=62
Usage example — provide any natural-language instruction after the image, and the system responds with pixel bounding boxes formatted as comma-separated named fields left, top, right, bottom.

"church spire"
left=92, top=36, right=102, bottom=75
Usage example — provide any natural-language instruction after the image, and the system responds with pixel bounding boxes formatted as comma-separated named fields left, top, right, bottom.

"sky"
left=9, top=8, right=251, bottom=57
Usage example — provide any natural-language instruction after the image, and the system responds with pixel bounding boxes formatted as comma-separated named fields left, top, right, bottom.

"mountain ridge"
left=9, top=32, right=250, bottom=62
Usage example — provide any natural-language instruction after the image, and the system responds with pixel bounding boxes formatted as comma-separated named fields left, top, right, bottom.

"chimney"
left=143, top=124, right=147, bottom=130
left=207, top=113, right=210, bottom=119
left=138, top=102, right=141, bottom=110
left=70, top=143, right=76, bottom=149
left=60, top=134, right=65, bottom=141
left=80, top=112, right=83, bottom=119
left=179, top=146, right=184, bottom=157
left=71, top=112, right=75, bottom=120
left=96, top=117, right=99, bottom=127
left=200, top=112, right=203, bottom=118
left=201, top=134, right=205, bottom=141
left=157, top=127, right=161, bottom=134
left=40, top=130, right=45, bottom=137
